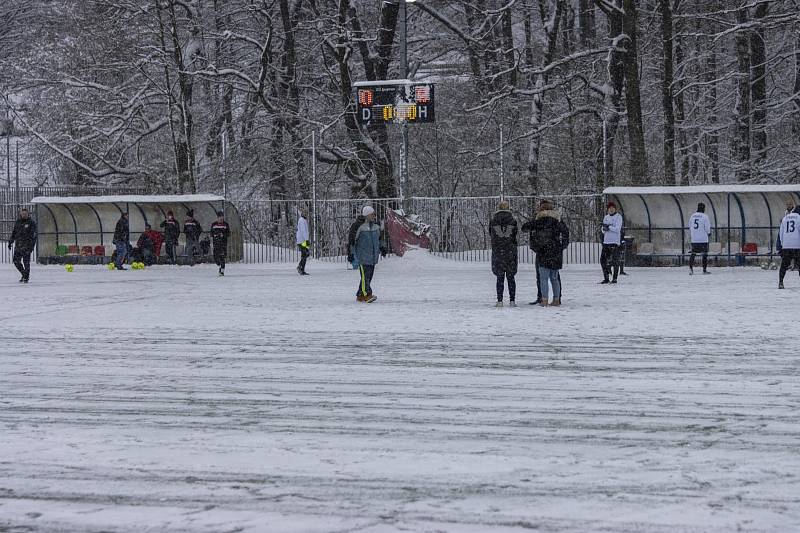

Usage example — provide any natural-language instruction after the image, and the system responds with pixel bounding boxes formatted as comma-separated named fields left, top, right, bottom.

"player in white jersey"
left=600, top=202, right=623, bottom=284
left=778, top=206, right=800, bottom=289
left=688, top=202, right=712, bottom=275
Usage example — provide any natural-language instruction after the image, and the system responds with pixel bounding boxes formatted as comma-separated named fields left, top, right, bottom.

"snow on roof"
left=353, top=79, right=417, bottom=87
left=604, top=185, right=800, bottom=195
left=30, top=194, right=224, bottom=205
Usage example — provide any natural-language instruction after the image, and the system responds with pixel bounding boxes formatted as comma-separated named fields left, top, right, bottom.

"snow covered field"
left=1, top=252, right=799, bottom=532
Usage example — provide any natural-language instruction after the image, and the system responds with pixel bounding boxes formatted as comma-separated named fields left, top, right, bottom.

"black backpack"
left=531, top=222, right=556, bottom=253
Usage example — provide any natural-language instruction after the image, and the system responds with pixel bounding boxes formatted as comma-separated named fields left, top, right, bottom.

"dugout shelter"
left=30, top=194, right=243, bottom=264
left=604, top=185, right=800, bottom=265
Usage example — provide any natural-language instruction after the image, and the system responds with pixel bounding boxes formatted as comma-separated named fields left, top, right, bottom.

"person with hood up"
left=347, top=205, right=386, bottom=303
left=529, top=200, right=569, bottom=307
left=489, top=200, right=518, bottom=307
left=8, top=208, right=37, bottom=283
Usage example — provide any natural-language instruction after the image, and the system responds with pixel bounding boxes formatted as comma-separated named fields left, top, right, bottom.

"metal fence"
left=2, top=190, right=603, bottom=265
left=237, top=195, right=603, bottom=265
left=1, top=186, right=146, bottom=264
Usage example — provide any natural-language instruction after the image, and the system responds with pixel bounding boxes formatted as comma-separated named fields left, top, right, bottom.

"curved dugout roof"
left=30, top=194, right=243, bottom=262
left=604, top=185, right=800, bottom=255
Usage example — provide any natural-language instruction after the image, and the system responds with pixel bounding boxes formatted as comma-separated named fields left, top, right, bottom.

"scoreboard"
left=354, top=80, right=435, bottom=125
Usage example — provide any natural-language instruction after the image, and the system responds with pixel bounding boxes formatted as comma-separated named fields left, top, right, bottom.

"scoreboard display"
left=354, top=80, right=435, bottom=125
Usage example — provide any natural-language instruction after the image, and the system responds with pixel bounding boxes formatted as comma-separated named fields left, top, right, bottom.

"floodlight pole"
left=500, top=128, right=504, bottom=200
left=399, top=0, right=409, bottom=212
left=312, top=130, right=318, bottom=259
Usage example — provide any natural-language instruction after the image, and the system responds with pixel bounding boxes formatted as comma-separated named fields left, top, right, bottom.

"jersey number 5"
left=693, top=219, right=700, bottom=229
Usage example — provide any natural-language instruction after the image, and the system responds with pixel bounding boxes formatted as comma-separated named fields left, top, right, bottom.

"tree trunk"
left=733, top=7, right=751, bottom=182
left=750, top=1, right=769, bottom=176
left=622, top=0, right=648, bottom=184
left=703, top=7, right=720, bottom=184
left=674, top=17, right=689, bottom=185
left=794, top=32, right=800, bottom=143
left=660, top=0, right=675, bottom=185
left=578, top=0, right=595, bottom=48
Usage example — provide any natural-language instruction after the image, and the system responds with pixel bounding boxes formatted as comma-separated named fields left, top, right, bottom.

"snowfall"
left=1, top=250, right=799, bottom=533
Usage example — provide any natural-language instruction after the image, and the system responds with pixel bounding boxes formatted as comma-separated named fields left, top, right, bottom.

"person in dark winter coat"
left=160, top=210, right=180, bottom=264
left=183, top=210, right=203, bottom=265
left=529, top=200, right=569, bottom=306
left=8, top=208, right=37, bottom=282
left=347, top=206, right=386, bottom=303
left=489, top=200, right=518, bottom=307
left=112, top=212, right=130, bottom=270
left=210, top=211, right=230, bottom=276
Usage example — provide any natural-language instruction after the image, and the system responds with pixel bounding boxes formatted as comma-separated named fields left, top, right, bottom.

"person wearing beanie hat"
left=160, top=210, right=180, bottom=264
left=489, top=200, right=518, bottom=307
left=600, top=202, right=623, bottom=284
left=347, top=205, right=386, bottom=302
left=688, top=202, right=712, bottom=275
left=183, top=209, right=203, bottom=266
left=210, top=210, right=230, bottom=276
left=296, top=208, right=311, bottom=275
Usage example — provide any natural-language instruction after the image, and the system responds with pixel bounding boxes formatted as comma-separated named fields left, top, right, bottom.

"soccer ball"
left=65, top=264, right=74, bottom=272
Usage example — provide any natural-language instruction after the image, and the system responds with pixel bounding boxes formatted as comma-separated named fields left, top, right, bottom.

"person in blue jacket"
left=347, top=205, right=386, bottom=303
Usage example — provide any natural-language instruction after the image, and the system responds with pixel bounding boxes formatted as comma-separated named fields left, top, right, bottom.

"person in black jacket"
left=160, top=210, right=180, bottom=264
left=529, top=200, right=569, bottom=307
left=112, top=212, right=130, bottom=270
left=489, top=200, right=518, bottom=307
left=8, top=208, right=37, bottom=283
left=183, top=210, right=203, bottom=265
left=209, top=211, right=230, bottom=276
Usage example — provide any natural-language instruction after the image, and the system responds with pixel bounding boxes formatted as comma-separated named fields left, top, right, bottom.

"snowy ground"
left=1, top=252, right=799, bottom=532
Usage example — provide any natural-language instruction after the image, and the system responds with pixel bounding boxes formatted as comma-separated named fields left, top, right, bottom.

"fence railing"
left=1, top=190, right=603, bottom=265
left=238, top=195, right=603, bottom=265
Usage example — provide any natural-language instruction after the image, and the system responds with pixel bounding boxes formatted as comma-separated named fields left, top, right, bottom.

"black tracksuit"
left=210, top=221, right=230, bottom=270
left=183, top=218, right=203, bottom=264
left=160, top=217, right=180, bottom=263
left=9, top=217, right=37, bottom=281
left=489, top=210, right=518, bottom=302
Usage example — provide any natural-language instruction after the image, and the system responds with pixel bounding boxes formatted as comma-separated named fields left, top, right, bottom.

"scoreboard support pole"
left=399, top=0, right=409, bottom=212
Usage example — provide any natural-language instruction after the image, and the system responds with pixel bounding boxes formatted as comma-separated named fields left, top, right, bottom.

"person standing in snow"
left=8, top=208, right=37, bottom=283
left=529, top=200, right=570, bottom=306
left=296, top=208, right=311, bottom=275
left=160, top=210, right=180, bottom=264
left=688, top=202, right=712, bottom=275
left=210, top=211, right=230, bottom=276
left=347, top=205, right=385, bottom=303
left=112, top=212, right=130, bottom=270
left=183, top=210, right=203, bottom=265
left=489, top=200, right=518, bottom=307
left=600, top=202, right=623, bottom=284
left=778, top=205, right=800, bottom=289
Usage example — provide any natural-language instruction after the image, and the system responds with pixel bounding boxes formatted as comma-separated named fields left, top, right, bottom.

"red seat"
left=94, top=246, right=105, bottom=256
left=80, top=246, right=93, bottom=256
left=67, top=245, right=80, bottom=255
left=741, top=243, right=758, bottom=255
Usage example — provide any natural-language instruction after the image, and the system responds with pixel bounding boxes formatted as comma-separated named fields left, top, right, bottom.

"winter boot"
left=550, top=298, right=561, bottom=307
left=529, top=298, right=542, bottom=305
left=495, top=301, right=504, bottom=308
left=539, top=299, right=549, bottom=307
left=356, top=294, right=366, bottom=302
left=509, top=301, right=517, bottom=308
left=365, top=294, right=377, bottom=303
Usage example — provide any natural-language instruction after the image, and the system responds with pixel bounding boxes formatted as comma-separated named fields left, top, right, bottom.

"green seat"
left=55, top=244, right=68, bottom=256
